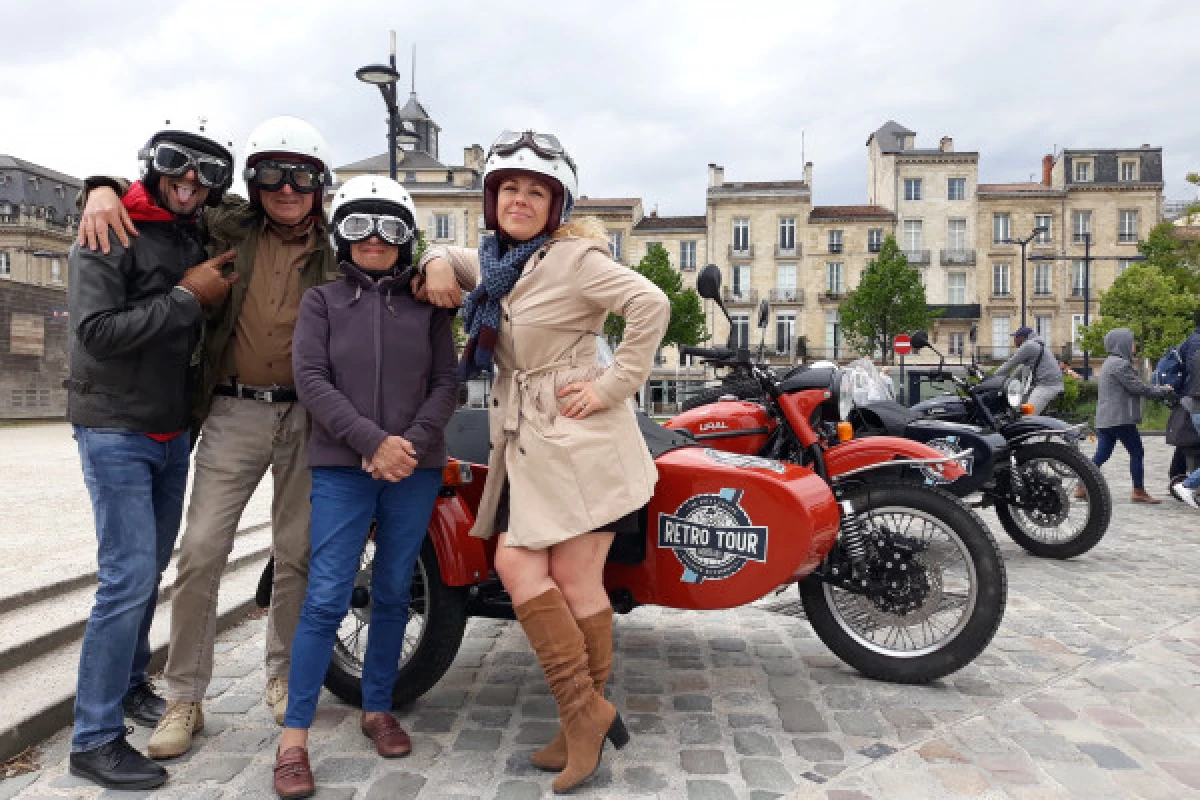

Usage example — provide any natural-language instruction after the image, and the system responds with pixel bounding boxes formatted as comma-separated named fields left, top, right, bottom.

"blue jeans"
left=71, top=426, right=190, bottom=752
left=1183, top=414, right=1200, bottom=490
left=1093, top=424, right=1146, bottom=490
left=285, top=467, right=441, bottom=728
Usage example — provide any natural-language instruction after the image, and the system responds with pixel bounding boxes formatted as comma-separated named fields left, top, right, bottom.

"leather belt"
left=213, top=381, right=298, bottom=403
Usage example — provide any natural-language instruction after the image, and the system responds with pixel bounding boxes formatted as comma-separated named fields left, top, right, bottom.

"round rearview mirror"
left=910, top=330, right=931, bottom=351
left=696, top=264, right=722, bottom=301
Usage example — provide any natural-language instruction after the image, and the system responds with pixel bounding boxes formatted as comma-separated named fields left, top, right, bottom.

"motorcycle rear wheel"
left=799, top=482, right=1006, bottom=684
left=993, top=441, right=1111, bottom=559
left=324, top=536, right=470, bottom=708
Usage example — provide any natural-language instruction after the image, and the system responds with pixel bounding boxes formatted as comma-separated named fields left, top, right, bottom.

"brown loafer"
left=273, top=746, right=315, bottom=799
left=361, top=713, right=412, bottom=758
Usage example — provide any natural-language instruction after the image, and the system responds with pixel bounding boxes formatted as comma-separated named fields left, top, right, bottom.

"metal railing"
left=728, top=244, right=755, bottom=259
left=774, top=243, right=801, bottom=258
left=827, top=243, right=844, bottom=254
left=768, top=288, right=804, bottom=304
left=818, top=290, right=846, bottom=303
left=904, top=249, right=931, bottom=265
left=940, top=249, right=976, bottom=266
left=722, top=287, right=759, bottom=305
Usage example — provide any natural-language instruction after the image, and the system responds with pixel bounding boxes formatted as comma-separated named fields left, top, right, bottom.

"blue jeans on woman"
left=1092, top=423, right=1147, bottom=489
left=1182, top=413, right=1200, bottom=490
left=71, top=426, right=190, bottom=752
left=285, top=467, right=442, bottom=728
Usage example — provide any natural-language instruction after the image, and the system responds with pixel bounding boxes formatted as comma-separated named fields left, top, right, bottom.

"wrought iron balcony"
left=819, top=290, right=846, bottom=303
left=722, top=287, right=759, bottom=305
left=904, top=249, right=931, bottom=265
left=768, top=288, right=804, bottom=304
left=774, top=243, right=801, bottom=258
left=827, top=243, right=844, bottom=254
left=728, top=244, right=755, bottom=260
left=940, top=249, right=976, bottom=266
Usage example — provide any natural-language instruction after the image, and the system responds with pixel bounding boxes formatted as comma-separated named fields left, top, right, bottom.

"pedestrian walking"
left=1167, top=310, right=1200, bottom=485
left=420, top=129, right=669, bottom=793
left=269, top=176, right=459, bottom=798
left=1170, top=343, right=1200, bottom=509
left=1088, top=328, right=1174, bottom=504
left=995, top=326, right=1063, bottom=413
left=65, top=118, right=237, bottom=790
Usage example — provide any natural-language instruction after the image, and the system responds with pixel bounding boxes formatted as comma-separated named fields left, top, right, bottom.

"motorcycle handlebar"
left=679, top=345, right=737, bottom=361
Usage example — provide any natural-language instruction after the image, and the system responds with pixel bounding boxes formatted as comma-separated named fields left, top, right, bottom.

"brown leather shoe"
left=1131, top=489, right=1162, bottom=504
left=273, top=746, right=314, bottom=799
left=361, top=713, right=412, bottom=758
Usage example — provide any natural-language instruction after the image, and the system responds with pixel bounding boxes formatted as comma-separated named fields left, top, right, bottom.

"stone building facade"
left=0, top=156, right=80, bottom=289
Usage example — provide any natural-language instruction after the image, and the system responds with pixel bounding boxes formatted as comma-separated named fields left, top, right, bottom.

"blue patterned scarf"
left=459, top=233, right=549, bottom=379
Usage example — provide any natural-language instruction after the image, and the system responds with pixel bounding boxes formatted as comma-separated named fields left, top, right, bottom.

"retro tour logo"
left=658, top=488, right=769, bottom=583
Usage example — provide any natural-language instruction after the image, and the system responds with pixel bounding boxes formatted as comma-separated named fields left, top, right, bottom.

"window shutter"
left=448, top=214, right=456, bottom=241
left=427, top=213, right=435, bottom=241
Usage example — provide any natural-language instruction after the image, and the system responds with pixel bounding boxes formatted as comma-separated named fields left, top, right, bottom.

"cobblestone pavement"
left=4, top=438, right=1200, bottom=799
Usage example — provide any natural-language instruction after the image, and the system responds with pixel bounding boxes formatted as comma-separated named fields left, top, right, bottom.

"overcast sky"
left=3, top=0, right=1198, bottom=214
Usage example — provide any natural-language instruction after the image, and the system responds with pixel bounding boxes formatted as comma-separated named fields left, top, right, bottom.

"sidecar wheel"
left=799, top=482, right=1006, bottom=684
left=994, top=441, right=1112, bottom=559
left=324, top=536, right=469, bottom=708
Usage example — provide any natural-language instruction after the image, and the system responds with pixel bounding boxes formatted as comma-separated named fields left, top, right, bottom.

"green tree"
left=1138, top=222, right=1200, bottom=294
left=605, top=244, right=708, bottom=351
left=1078, top=264, right=1198, bottom=361
left=837, top=234, right=938, bottom=363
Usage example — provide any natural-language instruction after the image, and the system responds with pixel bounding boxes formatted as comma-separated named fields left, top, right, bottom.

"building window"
left=779, top=217, right=796, bottom=252
left=947, top=218, right=967, bottom=252
left=733, top=218, right=750, bottom=253
left=949, top=332, right=965, bottom=356
left=775, top=312, right=796, bottom=353
left=1117, top=259, right=1134, bottom=276
left=1074, top=161, right=1091, bottom=182
left=1118, top=210, right=1138, bottom=243
left=730, top=313, right=749, bottom=349
left=1034, top=214, right=1053, bottom=244
left=1072, top=260, right=1089, bottom=296
left=0, top=252, right=10, bottom=277
left=992, top=213, right=1011, bottom=244
left=51, top=259, right=62, bottom=283
left=904, top=178, right=922, bottom=201
left=828, top=229, right=843, bottom=254
left=826, top=262, right=845, bottom=295
left=1035, top=315, right=1053, bottom=347
left=867, top=228, right=883, bottom=253
left=732, top=265, right=751, bottom=299
left=1071, top=314, right=1085, bottom=351
left=1120, top=160, right=1138, bottom=182
left=776, top=263, right=796, bottom=291
left=607, top=230, right=623, bottom=261
left=947, top=272, right=967, bottom=305
left=1072, top=210, right=1092, bottom=244
left=992, top=263, right=1011, bottom=297
left=680, top=240, right=697, bottom=270
left=993, top=316, right=1011, bottom=358
left=645, top=241, right=662, bottom=257
left=947, top=177, right=966, bottom=201
left=1034, top=262, right=1053, bottom=295
left=433, top=213, right=452, bottom=240
left=902, top=219, right=923, bottom=252
left=825, top=310, right=842, bottom=355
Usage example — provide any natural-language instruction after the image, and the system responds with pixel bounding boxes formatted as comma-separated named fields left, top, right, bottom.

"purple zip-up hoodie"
left=293, top=261, right=458, bottom=469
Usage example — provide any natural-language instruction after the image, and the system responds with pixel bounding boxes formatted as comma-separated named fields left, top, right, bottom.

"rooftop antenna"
left=801, top=130, right=805, bottom=167
left=411, top=44, right=416, bottom=93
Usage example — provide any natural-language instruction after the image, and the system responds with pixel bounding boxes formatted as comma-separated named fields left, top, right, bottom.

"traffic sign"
left=893, top=334, right=912, bottom=355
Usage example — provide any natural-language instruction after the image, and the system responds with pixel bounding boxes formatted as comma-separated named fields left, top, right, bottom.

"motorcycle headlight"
left=837, top=369, right=854, bottom=420
left=1005, top=377, right=1024, bottom=410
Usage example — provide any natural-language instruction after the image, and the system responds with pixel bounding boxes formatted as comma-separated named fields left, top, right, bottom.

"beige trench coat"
left=422, top=237, right=670, bottom=549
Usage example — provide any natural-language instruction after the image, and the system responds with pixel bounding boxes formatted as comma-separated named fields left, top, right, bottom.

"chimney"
left=939, top=136, right=953, bottom=153
left=1042, top=154, right=1054, bottom=186
left=650, top=210, right=658, bottom=218
left=707, top=163, right=724, bottom=188
left=464, top=144, right=485, bottom=171
left=803, top=161, right=813, bottom=187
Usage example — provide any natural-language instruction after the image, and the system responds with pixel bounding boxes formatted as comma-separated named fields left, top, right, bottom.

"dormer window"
left=1074, top=160, right=1092, bottom=182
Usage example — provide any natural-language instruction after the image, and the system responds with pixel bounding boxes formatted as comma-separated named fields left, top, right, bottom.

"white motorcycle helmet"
left=482, top=130, right=578, bottom=235
left=137, top=116, right=236, bottom=207
left=242, top=116, right=333, bottom=205
left=328, top=175, right=417, bottom=267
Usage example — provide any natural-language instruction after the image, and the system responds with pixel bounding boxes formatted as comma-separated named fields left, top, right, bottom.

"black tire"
left=994, top=440, right=1112, bottom=559
left=680, top=376, right=763, bottom=411
left=799, top=482, right=1006, bottom=684
left=323, top=536, right=470, bottom=708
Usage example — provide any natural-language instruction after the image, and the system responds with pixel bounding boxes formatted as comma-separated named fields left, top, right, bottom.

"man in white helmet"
left=78, top=116, right=338, bottom=758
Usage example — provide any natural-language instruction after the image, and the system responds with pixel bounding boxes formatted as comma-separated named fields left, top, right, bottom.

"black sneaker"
left=122, top=681, right=167, bottom=727
left=69, top=736, right=167, bottom=790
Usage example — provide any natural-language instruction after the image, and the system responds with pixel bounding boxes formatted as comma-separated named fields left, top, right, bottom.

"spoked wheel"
left=800, top=482, right=1006, bottom=683
left=324, top=536, right=469, bottom=708
left=994, top=441, right=1112, bottom=559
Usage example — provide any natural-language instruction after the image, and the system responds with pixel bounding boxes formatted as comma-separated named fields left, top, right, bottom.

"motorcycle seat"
left=637, top=412, right=699, bottom=459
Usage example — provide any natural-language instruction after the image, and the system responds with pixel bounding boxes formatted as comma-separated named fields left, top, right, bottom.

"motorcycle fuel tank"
left=665, top=400, right=777, bottom=456
left=604, top=446, right=840, bottom=611
left=911, top=395, right=970, bottom=422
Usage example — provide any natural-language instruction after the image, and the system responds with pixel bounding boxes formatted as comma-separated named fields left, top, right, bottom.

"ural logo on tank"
left=657, top=489, right=768, bottom=583
left=698, top=421, right=728, bottom=431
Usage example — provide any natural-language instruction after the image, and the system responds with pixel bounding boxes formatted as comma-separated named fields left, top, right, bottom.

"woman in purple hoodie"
left=273, top=176, right=458, bottom=798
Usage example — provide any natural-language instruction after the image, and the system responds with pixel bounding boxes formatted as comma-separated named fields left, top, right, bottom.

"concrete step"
left=0, top=540, right=272, bottom=762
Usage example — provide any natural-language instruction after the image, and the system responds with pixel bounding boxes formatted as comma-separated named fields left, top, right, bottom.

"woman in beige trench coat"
left=419, top=130, right=668, bottom=793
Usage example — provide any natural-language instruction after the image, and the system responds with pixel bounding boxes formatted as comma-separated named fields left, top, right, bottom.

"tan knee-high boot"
left=530, top=607, right=614, bottom=771
left=514, top=590, right=627, bottom=794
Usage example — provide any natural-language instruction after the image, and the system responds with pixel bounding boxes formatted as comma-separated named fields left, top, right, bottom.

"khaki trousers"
left=165, top=395, right=311, bottom=702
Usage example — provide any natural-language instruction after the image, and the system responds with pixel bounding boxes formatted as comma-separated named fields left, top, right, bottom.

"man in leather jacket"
left=65, top=122, right=237, bottom=790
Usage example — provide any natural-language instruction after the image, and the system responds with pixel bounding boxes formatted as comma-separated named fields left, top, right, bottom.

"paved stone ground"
left=4, top=437, right=1200, bottom=799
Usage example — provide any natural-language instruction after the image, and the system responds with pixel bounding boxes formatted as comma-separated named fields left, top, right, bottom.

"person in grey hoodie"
left=1091, top=327, right=1174, bottom=504
left=995, top=326, right=1063, bottom=413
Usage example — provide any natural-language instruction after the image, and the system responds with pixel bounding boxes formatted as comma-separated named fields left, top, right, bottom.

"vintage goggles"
left=336, top=213, right=413, bottom=246
left=488, top=130, right=576, bottom=172
left=146, top=141, right=231, bottom=188
left=245, top=160, right=324, bottom=194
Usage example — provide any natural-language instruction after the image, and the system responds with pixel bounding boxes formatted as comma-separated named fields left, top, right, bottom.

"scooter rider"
left=77, top=116, right=338, bottom=758
left=995, top=325, right=1063, bottom=414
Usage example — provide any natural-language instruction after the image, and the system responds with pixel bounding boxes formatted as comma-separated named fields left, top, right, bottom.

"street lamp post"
left=1004, top=225, right=1048, bottom=329
left=355, top=31, right=402, bottom=181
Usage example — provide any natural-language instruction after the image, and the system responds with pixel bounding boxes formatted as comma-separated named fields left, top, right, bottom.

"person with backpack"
left=1170, top=337, right=1200, bottom=509
left=1167, top=310, right=1200, bottom=485
left=995, top=326, right=1063, bottom=413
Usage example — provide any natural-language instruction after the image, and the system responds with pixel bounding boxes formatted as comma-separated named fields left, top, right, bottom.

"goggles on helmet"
left=336, top=213, right=413, bottom=246
left=147, top=141, right=232, bottom=188
left=246, top=160, right=325, bottom=194
left=488, top=130, right=576, bottom=174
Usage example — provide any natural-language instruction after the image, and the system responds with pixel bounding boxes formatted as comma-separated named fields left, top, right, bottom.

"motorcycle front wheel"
left=993, top=440, right=1112, bottom=559
left=799, top=482, right=1006, bottom=684
left=324, top=536, right=470, bottom=708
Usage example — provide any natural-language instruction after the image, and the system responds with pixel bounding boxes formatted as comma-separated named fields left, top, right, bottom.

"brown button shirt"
left=229, top=218, right=321, bottom=387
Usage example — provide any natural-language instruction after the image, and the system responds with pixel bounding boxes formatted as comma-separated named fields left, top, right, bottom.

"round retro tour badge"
left=658, top=488, right=769, bottom=583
